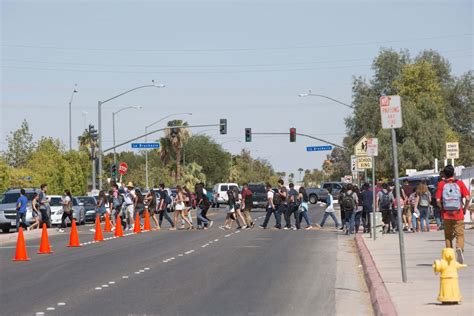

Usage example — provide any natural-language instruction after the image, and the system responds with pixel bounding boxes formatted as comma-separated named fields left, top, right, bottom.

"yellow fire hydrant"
left=433, top=248, right=467, bottom=304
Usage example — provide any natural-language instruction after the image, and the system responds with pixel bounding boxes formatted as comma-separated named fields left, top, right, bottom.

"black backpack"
left=342, top=192, right=355, bottom=211
left=273, top=192, right=282, bottom=205
left=380, top=191, right=391, bottom=210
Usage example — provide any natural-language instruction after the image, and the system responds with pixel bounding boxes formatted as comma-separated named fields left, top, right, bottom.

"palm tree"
left=77, top=128, right=97, bottom=160
left=298, top=168, right=304, bottom=181
left=164, top=120, right=190, bottom=181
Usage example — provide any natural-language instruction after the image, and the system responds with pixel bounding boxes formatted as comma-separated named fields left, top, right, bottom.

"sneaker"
left=209, top=221, right=214, bottom=228
left=169, top=227, right=176, bottom=231
left=58, top=228, right=65, bottom=233
left=89, top=228, right=96, bottom=232
left=259, top=224, right=267, bottom=229
left=305, top=226, right=312, bottom=230
left=236, top=226, right=242, bottom=230
left=112, top=227, right=116, bottom=231
left=291, top=227, right=297, bottom=231
left=283, top=227, right=289, bottom=230
left=456, top=248, right=464, bottom=264
left=242, top=225, right=248, bottom=230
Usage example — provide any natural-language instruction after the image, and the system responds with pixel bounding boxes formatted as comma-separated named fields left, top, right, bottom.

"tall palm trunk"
left=175, top=145, right=182, bottom=181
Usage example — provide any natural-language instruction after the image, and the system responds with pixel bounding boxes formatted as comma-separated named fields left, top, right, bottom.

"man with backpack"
left=241, top=183, right=254, bottom=228
left=436, top=165, right=470, bottom=264
left=284, top=183, right=299, bottom=230
left=259, top=183, right=280, bottom=229
left=341, top=184, right=358, bottom=235
left=376, top=183, right=394, bottom=234
left=274, top=179, right=287, bottom=229
left=157, top=183, right=175, bottom=230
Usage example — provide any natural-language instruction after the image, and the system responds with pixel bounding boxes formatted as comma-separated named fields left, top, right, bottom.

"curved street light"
left=97, top=80, right=165, bottom=190
left=68, top=84, right=78, bottom=151
left=144, top=112, right=193, bottom=189
left=112, top=106, right=143, bottom=165
left=298, top=90, right=354, bottom=109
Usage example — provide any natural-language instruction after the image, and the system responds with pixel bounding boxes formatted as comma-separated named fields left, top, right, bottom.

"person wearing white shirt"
left=259, top=183, right=281, bottom=229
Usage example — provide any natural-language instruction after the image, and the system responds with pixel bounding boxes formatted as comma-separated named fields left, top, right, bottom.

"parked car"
left=306, top=182, right=345, bottom=204
left=213, top=183, right=239, bottom=206
left=0, top=188, right=51, bottom=233
left=50, top=196, right=86, bottom=226
left=77, top=196, right=98, bottom=223
left=247, top=183, right=267, bottom=209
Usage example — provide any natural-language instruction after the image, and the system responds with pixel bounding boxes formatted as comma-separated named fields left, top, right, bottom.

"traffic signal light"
left=245, top=128, right=252, bottom=142
left=89, top=124, right=98, bottom=141
left=220, top=119, right=227, bottom=135
left=111, top=164, right=117, bottom=177
left=290, top=128, right=296, bottom=142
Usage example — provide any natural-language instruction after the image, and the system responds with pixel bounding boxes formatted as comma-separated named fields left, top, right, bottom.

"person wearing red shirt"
left=241, top=183, right=254, bottom=228
left=436, top=165, right=470, bottom=264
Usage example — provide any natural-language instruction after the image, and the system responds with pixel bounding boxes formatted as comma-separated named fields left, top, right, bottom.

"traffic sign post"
left=366, top=137, right=379, bottom=241
left=356, top=156, right=373, bottom=169
left=351, top=155, right=359, bottom=185
left=131, top=143, right=161, bottom=149
left=307, top=145, right=332, bottom=152
left=446, top=142, right=459, bottom=166
left=380, top=95, right=407, bottom=283
left=118, top=162, right=128, bottom=176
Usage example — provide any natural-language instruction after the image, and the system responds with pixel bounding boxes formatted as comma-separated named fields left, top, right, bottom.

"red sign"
left=118, top=162, right=128, bottom=175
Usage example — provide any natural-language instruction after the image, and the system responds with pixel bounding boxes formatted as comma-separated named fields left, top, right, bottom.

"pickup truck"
left=305, top=182, right=346, bottom=204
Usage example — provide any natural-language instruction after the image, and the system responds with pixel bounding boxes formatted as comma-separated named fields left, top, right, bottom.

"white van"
left=213, top=183, right=239, bottom=206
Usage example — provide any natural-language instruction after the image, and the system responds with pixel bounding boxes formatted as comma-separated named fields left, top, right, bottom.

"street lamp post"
left=145, top=112, right=192, bottom=189
left=97, top=81, right=165, bottom=190
left=298, top=90, right=355, bottom=109
left=68, top=84, right=78, bottom=151
left=112, top=106, right=142, bottom=166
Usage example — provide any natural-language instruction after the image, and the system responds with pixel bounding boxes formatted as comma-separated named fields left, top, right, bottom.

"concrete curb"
left=355, top=234, right=398, bottom=316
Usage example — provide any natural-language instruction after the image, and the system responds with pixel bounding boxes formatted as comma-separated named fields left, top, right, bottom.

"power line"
left=3, top=48, right=470, bottom=68
left=1, top=33, right=471, bottom=52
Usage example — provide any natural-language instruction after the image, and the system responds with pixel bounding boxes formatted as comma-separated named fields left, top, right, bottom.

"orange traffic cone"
left=37, top=223, right=53, bottom=254
left=114, top=214, right=124, bottom=237
left=104, top=213, right=112, bottom=233
left=134, top=212, right=141, bottom=234
left=144, top=210, right=151, bottom=231
left=12, top=227, right=30, bottom=261
left=68, top=219, right=81, bottom=247
left=94, top=215, right=104, bottom=242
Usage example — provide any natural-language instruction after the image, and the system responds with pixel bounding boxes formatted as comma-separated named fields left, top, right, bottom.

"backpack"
left=379, top=191, right=391, bottom=210
left=419, top=192, right=430, bottom=207
left=342, top=192, right=355, bottom=211
left=442, top=180, right=462, bottom=211
left=273, top=192, right=282, bottom=205
left=244, top=190, right=253, bottom=206
left=164, top=191, right=172, bottom=205
left=206, top=191, right=214, bottom=203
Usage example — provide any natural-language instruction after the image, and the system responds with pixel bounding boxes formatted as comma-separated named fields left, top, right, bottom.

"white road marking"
left=108, top=281, right=116, bottom=284
left=95, top=287, right=102, bottom=290
left=224, top=234, right=231, bottom=237
left=35, top=312, right=45, bottom=315
left=235, top=230, right=240, bottom=233
left=134, top=271, right=141, bottom=274
left=57, top=302, right=66, bottom=306
left=144, top=267, right=150, bottom=270
left=184, top=250, right=194, bottom=254
left=102, top=284, right=109, bottom=288
left=163, top=259, right=169, bottom=263
left=178, top=254, right=183, bottom=257
left=214, top=239, right=219, bottom=242
left=122, top=276, right=129, bottom=279
left=46, top=307, right=55, bottom=311
left=139, top=269, right=145, bottom=273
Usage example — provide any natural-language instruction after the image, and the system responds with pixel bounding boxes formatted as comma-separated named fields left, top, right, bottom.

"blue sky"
left=1, top=0, right=472, bottom=177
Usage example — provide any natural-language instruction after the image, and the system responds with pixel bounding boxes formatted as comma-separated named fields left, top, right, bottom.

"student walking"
left=317, top=188, right=339, bottom=229
left=341, top=184, right=358, bottom=235
left=145, top=190, right=160, bottom=230
left=360, top=183, right=373, bottom=233
left=415, top=182, right=431, bottom=232
left=28, top=193, right=41, bottom=231
left=274, top=179, right=287, bottom=229
left=297, top=187, right=312, bottom=230
left=58, top=189, right=73, bottom=233
left=121, top=181, right=136, bottom=230
left=15, top=189, right=28, bottom=231
left=196, top=184, right=212, bottom=229
left=233, top=186, right=247, bottom=229
left=38, top=184, right=50, bottom=227
left=376, top=183, right=394, bottom=234
left=353, top=185, right=363, bottom=233
left=284, top=183, right=299, bottom=230
left=174, top=186, right=193, bottom=230
left=259, top=183, right=280, bottom=229
left=157, top=184, right=175, bottom=230
left=241, top=183, right=254, bottom=228
left=435, top=165, right=470, bottom=264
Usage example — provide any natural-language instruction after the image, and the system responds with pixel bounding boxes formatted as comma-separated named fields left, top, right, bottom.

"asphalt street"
left=0, top=205, right=369, bottom=316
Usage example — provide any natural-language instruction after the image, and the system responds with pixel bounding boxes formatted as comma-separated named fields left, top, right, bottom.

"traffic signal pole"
left=248, top=131, right=345, bottom=149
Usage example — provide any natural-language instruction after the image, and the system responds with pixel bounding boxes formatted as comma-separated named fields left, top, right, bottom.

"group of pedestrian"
left=258, top=180, right=313, bottom=231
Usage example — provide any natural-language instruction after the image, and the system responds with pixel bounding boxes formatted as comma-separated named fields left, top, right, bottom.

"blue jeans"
left=16, top=212, right=27, bottom=230
left=262, top=206, right=281, bottom=228
left=158, top=209, right=174, bottom=228
left=320, top=212, right=339, bottom=228
left=345, top=210, right=355, bottom=234
left=419, top=206, right=430, bottom=231
left=299, top=209, right=312, bottom=226
left=197, top=206, right=210, bottom=227
left=354, top=211, right=362, bottom=233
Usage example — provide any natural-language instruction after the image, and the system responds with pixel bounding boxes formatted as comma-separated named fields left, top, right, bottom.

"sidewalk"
left=358, top=229, right=473, bottom=315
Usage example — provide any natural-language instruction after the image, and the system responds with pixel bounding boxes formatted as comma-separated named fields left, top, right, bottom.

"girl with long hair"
left=28, top=193, right=41, bottom=231
left=415, top=182, right=431, bottom=232
left=145, top=189, right=160, bottom=230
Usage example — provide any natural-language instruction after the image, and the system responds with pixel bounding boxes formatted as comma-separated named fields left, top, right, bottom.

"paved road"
left=0, top=205, right=369, bottom=316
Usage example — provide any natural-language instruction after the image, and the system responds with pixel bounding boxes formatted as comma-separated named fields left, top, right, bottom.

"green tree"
left=181, top=162, right=206, bottom=188
left=183, top=135, right=231, bottom=185
left=3, top=119, right=35, bottom=167
left=0, top=158, right=11, bottom=192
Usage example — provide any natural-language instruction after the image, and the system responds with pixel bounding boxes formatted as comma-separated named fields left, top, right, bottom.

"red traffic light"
left=290, top=128, right=296, bottom=142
